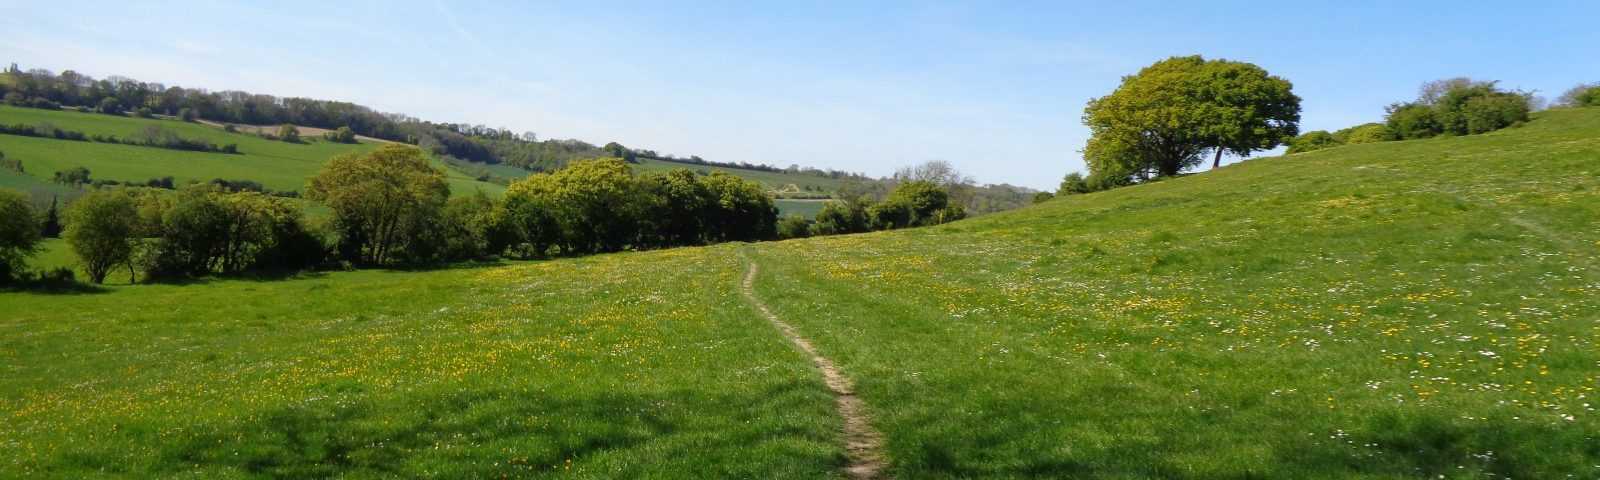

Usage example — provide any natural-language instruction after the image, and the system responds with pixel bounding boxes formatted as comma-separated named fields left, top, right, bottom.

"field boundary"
left=740, top=261, right=886, bottom=479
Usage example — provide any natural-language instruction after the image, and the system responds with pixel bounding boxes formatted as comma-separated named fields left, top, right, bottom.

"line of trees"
left=2, top=145, right=967, bottom=286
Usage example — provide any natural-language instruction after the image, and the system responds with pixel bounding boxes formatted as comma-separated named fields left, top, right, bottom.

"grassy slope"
left=0, top=246, right=842, bottom=478
left=0, top=106, right=503, bottom=197
left=1, top=107, right=1596, bottom=478
left=748, top=108, right=1600, bottom=477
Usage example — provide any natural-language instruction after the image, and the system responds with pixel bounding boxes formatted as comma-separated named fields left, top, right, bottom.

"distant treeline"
left=0, top=64, right=867, bottom=179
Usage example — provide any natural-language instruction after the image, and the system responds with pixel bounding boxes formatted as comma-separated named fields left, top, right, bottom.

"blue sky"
left=3, top=1, right=1597, bottom=190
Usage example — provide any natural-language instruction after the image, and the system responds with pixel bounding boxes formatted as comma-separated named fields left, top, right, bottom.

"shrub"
left=1385, top=103, right=1443, bottom=140
left=0, top=189, right=43, bottom=284
left=1058, top=172, right=1091, bottom=195
left=1286, top=130, right=1341, bottom=154
left=1333, top=123, right=1395, bottom=145
left=777, top=214, right=810, bottom=239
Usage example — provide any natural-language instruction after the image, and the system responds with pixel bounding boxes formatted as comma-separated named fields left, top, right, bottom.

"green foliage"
left=1385, top=103, right=1443, bottom=140
left=701, top=171, right=779, bottom=243
left=776, top=214, right=811, bottom=239
left=812, top=199, right=869, bottom=236
left=636, top=168, right=710, bottom=248
left=53, top=166, right=91, bottom=186
left=1286, top=130, right=1341, bottom=154
left=324, top=126, right=356, bottom=143
left=97, top=96, right=119, bottom=114
left=1435, top=82, right=1531, bottom=135
left=178, top=107, right=196, bottom=122
left=305, top=144, right=448, bottom=266
left=0, top=188, right=42, bottom=283
left=135, top=107, right=153, bottom=119
left=1580, top=87, right=1600, bottom=107
left=1030, top=191, right=1054, bottom=203
left=1083, top=55, right=1300, bottom=183
left=63, top=188, right=137, bottom=283
left=435, top=191, right=507, bottom=261
left=142, top=185, right=320, bottom=279
left=1333, top=123, right=1395, bottom=145
left=1387, top=79, right=1530, bottom=139
left=1058, top=172, right=1090, bottom=195
left=277, top=124, right=299, bottom=143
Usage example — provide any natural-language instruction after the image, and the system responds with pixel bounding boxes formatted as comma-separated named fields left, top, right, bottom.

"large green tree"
left=1082, top=55, right=1300, bottom=183
left=305, top=144, right=448, bottom=265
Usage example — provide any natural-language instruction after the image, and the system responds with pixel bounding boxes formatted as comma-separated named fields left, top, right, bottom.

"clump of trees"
left=1384, top=78, right=1532, bottom=140
left=323, top=126, right=357, bottom=143
left=1555, top=82, right=1600, bottom=108
left=500, top=160, right=779, bottom=255
left=1081, top=55, right=1300, bottom=189
left=1283, top=78, right=1535, bottom=156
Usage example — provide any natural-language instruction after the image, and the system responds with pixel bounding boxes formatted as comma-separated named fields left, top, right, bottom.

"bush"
left=0, top=189, right=43, bottom=284
left=1385, top=103, right=1443, bottom=140
left=1058, top=172, right=1091, bottom=195
left=777, top=214, right=810, bottom=239
left=1333, top=123, right=1395, bottom=145
left=136, top=107, right=154, bottom=118
left=1286, top=130, right=1340, bottom=154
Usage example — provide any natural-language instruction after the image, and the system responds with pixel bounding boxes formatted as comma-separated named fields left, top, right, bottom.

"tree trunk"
left=1211, top=146, right=1224, bottom=169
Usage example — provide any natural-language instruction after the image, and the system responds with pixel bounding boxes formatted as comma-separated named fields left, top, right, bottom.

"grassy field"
left=0, top=246, right=845, bottom=478
left=3, top=107, right=1598, bottom=477
left=0, top=105, right=503, bottom=197
left=746, top=107, right=1600, bottom=477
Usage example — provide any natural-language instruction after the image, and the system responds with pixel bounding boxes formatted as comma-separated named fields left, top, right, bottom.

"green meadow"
left=0, top=105, right=502, bottom=196
left=2, top=107, right=1598, bottom=477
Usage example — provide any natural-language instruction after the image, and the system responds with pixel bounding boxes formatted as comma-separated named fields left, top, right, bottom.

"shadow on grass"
left=2, top=280, right=108, bottom=295
left=34, top=381, right=831, bottom=478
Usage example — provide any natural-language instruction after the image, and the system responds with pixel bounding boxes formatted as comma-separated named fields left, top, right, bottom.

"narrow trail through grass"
left=741, top=260, right=886, bottom=479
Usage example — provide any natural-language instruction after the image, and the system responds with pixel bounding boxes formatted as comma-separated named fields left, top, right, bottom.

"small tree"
left=0, top=189, right=42, bottom=283
left=776, top=214, right=810, bottom=239
left=813, top=200, right=868, bottom=236
left=278, top=124, right=300, bottom=143
left=64, top=188, right=139, bottom=284
left=98, top=97, right=121, bottom=115
left=178, top=108, right=197, bottom=122
left=1058, top=172, right=1090, bottom=195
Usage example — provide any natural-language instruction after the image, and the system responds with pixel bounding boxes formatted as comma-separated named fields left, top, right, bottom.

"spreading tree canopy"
left=1082, top=55, right=1300, bottom=184
left=305, top=144, right=448, bottom=265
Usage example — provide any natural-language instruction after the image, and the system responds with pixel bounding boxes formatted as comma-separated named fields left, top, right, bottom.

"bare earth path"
left=741, top=262, right=886, bottom=479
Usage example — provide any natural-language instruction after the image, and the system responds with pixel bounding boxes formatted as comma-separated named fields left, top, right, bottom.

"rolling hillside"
left=2, top=107, right=1597, bottom=477
left=0, top=105, right=505, bottom=196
